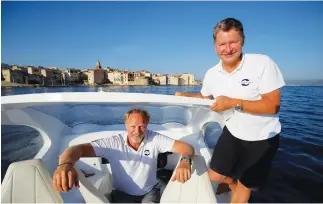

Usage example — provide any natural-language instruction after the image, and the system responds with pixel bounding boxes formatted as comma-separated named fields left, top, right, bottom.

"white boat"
left=1, top=92, right=231, bottom=203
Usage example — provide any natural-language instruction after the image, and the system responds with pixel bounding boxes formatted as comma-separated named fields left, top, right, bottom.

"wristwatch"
left=180, top=156, right=192, bottom=165
left=234, top=99, right=243, bottom=112
left=235, top=104, right=243, bottom=111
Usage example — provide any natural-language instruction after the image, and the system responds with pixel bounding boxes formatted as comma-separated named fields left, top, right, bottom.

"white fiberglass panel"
left=29, top=103, right=193, bottom=127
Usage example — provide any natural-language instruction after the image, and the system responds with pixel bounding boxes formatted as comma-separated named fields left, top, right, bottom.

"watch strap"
left=180, top=156, right=192, bottom=165
left=235, top=99, right=243, bottom=111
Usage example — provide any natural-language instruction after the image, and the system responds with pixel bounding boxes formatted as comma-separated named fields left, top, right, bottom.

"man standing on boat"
left=53, top=108, right=194, bottom=203
left=176, top=17, right=285, bottom=203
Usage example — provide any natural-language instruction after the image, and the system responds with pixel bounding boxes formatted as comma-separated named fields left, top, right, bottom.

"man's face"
left=215, top=29, right=243, bottom=65
left=126, top=113, right=148, bottom=144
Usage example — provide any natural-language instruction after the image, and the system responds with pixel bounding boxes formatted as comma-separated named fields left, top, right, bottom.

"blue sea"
left=1, top=85, right=323, bottom=202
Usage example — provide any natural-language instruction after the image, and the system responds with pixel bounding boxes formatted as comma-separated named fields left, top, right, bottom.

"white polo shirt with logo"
left=201, top=54, right=285, bottom=141
left=91, top=130, right=175, bottom=196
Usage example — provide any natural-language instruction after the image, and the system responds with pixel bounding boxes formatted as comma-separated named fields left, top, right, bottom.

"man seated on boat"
left=53, top=108, right=195, bottom=203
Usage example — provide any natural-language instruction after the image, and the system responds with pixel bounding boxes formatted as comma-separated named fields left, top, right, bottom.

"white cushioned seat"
left=1, top=159, right=63, bottom=203
left=75, top=168, right=110, bottom=203
left=75, top=157, right=112, bottom=202
left=160, top=155, right=217, bottom=203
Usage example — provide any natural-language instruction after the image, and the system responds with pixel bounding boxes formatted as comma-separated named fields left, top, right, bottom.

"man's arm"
left=170, top=140, right=195, bottom=157
left=241, top=89, right=281, bottom=114
left=170, top=140, right=195, bottom=183
left=53, top=144, right=96, bottom=192
left=211, top=89, right=281, bottom=114
left=175, top=91, right=212, bottom=99
left=59, top=143, right=96, bottom=165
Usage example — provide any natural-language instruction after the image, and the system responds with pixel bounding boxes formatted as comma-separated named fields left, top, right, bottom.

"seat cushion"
left=1, top=159, right=63, bottom=203
left=160, top=155, right=216, bottom=203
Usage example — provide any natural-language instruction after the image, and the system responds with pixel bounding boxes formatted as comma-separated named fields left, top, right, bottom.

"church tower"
left=96, top=60, right=102, bottom=70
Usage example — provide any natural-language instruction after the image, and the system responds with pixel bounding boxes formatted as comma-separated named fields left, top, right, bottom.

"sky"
left=1, top=1, right=323, bottom=80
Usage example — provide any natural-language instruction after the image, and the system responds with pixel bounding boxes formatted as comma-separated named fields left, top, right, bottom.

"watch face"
left=235, top=104, right=242, bottom=111
left=181, top=156, right=192, bottom=164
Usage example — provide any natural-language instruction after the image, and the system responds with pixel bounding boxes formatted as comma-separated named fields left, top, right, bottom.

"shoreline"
left=2, top=82, right=322, bottom=88
left=1, top=82, right=202, bottom=88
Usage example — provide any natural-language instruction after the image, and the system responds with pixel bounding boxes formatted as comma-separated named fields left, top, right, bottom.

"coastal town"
left=1, top=61, right=201, bottom=87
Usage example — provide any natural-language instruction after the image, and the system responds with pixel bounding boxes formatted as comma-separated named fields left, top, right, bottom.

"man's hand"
left=171, top=160, right=191, bottom=183
left=53, top=164, right=79, bottom=192
left=175, top=91, right=185, bottom=96
left=210, top=96, right=235, bottom=112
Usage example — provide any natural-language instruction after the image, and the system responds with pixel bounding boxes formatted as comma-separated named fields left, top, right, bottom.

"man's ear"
left=214, top=43, right=219, bottom=53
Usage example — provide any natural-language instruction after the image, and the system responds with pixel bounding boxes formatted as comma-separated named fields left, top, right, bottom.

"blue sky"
left=1, top=1, right=323, bottom=80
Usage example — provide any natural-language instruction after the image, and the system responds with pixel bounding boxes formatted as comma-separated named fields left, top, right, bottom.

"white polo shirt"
left=91, top=130, right=175, bottom=196
left=201, top=53, right=285, bottom=141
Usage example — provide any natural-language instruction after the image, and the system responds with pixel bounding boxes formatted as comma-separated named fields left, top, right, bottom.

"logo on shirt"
left=144, top=150, right=150, bottom=156
left=240, top=79, right=253, bottom=86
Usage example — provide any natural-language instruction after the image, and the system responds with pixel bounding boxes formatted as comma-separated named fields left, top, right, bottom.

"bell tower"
left=96, top=60, right=101, bottom=70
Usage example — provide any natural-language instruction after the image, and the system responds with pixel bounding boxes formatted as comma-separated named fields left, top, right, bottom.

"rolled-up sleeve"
left=91, top=137, right=115, bottom=158
left=201, top=72, right=211, bottom=97
left=154, top=133, right=176, bottom=153
left=259, top=57, right=285, bottom=94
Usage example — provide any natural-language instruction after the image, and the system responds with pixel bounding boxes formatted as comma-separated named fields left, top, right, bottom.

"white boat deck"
left=1, top=92, right=231, bottom=203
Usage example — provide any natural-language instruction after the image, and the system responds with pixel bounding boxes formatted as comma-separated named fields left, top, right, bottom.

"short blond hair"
left=124, top=108, right=150, bottom=124
left=213, top=18, right=245, bottom=45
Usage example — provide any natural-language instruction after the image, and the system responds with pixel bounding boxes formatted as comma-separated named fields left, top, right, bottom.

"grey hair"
left=213, top=18, right=245, bottom=45
left=124, top=108, right=150, bottom=124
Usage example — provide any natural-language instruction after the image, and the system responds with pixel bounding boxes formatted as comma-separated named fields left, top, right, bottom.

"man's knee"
left=236, top=180, right=251, bottom=192
left=142, top=187, right=161, bottom=203
left=208, top=169, right=227, bottom=182
left=230, top=180, right=251, bottom=203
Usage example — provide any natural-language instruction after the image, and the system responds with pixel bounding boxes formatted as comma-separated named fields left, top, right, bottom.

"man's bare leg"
left=230, top=180, right=251, bottom=203
left=208, top=169, right=237, bottom=194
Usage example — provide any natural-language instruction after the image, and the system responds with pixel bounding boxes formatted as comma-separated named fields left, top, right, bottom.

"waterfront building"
left=180, top=73, right=195, bottom=85
left=168, top=75, right=180, bottom=85
left=107, top=70, right=136, bottom=85
left=12, top=65, right=28, bottom=73
left=142, top=70, right=152, bottom=78
left=108, top=71, right=128, bottom=85
left=62, top=69, right=81, bottom=84
left=135, top=77, right=149, bottom=85
left=27, top=66, right=42, bottom=76
left=134, top=70, right=152, bottom=85
left=42, top=68, right=62, bottom=85
left=2, top=69, right=25, bottom=83
left=41, top=69, right=54, bottom=78
left=87, top=60, right=107, bottom=85
left=134, top=71, right=145, bottom=79
left=152, top=74, right=168, bottom=85
left=87, top=69, right=106, bottom=85
left=26, top=74, right=43, bottom=84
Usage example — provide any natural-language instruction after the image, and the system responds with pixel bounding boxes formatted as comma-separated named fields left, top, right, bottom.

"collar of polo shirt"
left=217, top=53, right=246, bottom=74
left=122, top=131, right=148, bottom=148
